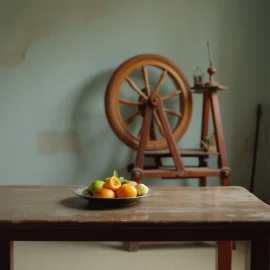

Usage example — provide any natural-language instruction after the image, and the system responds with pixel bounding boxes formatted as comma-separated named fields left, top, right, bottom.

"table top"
left=0, top=185, right=270, bottom=225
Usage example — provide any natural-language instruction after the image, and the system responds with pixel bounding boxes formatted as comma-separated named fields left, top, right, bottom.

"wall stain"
left=0, top=0, right=108, bottom=66
left=37, top=130, right=80, bottom=154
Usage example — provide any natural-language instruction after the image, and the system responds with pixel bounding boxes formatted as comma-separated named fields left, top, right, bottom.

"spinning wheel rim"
left=105, top=54, right=192, bottom=150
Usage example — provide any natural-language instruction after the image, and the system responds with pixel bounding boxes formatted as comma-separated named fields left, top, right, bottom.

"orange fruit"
left=104, top=176, right=121, bottom=191
left=116, top=184, right=137, bottom=198
left=93, top=187, right=115, bottom=198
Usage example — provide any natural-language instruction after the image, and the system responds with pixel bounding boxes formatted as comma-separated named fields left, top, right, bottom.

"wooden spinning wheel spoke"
left=126, top=77, right=148, bottom=100
left=119, top=99, right=143, bottom=105
left=164, top=108, right=182, bottom=118
left=125, top=112, right=141, bottom=125
left=142, top=66, right=151, bottom=96
left=161, top=90, right=182, bottom=100
left=153, top=109, right=165, bottom=136
left=154, top=70, right=167, bottom=95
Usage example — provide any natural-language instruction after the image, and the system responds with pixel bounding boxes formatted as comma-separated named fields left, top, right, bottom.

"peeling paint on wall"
left=0, top=0, right=109, bottom=66
left=37, top=131, right=80, bottom=154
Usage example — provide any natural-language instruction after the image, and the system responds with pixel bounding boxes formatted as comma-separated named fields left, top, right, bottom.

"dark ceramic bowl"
left=73, top=187, right=153, bottom=209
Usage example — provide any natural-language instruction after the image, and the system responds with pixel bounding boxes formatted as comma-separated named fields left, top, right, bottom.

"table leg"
left=250, top=238, right=269, bottom=270
left=200, top=177, right=207, bottom=187
left=216, top=241, right=232, bottom=270
left=127, top=242, right=140, bottom=252
left=245, top=242, right=251, bottom=270
left=0, top=240, right=13, bottom=270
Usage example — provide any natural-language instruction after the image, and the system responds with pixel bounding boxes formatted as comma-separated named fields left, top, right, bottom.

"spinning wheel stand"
left=105, top=51, right=232, bottom=258
left=129, top=87, right=230, bottom=185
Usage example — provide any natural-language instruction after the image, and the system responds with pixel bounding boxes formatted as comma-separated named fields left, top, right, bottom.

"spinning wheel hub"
left=149, top=94, right=161, bottom=107
left=138, top=92, right=162, bottom=116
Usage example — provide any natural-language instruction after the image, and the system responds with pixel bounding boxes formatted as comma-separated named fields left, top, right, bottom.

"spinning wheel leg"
left=156, top=101, right=184, bottom=171
left=199, top=158, right=208, bottom=187
left=150, top=121, right=163, bottom=169
left=210, top=91, right=230, bottom=186
left=128, top=242, right=140, bottom=252
left=200, top=177, right=207, bottom=187
left=201, top=92, right=211, bottom=144
left=132, top=107, right=153, bottom=183
left=200, top=92, right=211, bottom=187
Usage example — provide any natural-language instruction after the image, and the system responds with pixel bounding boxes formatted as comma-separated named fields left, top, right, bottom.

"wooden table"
left=0, top=186, right=269, bottom=270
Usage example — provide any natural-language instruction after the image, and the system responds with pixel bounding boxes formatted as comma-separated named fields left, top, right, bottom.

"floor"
left=15, top=242, right=246, bottom=270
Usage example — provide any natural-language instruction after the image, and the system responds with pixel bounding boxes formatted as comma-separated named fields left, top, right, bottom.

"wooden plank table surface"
left=0, top=186, right=270, bottom=270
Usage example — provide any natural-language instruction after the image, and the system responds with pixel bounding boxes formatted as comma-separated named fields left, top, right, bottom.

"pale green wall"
left=0, top=0, right=267, bottom=190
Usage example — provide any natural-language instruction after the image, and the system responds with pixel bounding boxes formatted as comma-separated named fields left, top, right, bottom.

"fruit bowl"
left=73, top=171, right=152, bottom=208
left=73, top=187, right=153, bottom=207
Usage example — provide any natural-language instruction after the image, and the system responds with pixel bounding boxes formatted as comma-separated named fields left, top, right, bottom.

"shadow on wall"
left=72, top=69, right=136, bottom=184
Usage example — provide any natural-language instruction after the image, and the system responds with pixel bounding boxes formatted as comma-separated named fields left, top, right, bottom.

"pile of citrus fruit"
left=83, top=171, right=149, bottom=199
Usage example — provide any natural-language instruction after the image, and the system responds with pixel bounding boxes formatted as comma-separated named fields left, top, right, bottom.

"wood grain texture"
left=1, top=186, right=270, bottom=270
left=0, top=186, right=270, bottom=225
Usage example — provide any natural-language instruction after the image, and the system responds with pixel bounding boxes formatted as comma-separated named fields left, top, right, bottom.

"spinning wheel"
left=105, top=54, right=192, bottom=151
left=105, top=52, right=231, bottom=185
